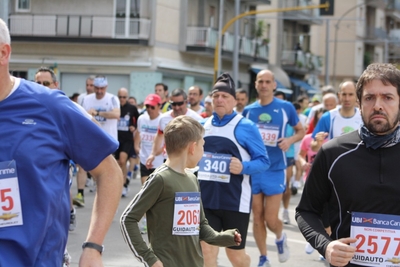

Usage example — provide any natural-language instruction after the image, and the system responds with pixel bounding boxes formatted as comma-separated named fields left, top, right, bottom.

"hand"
left=302, top=162, right=311, bottom=172
left=229, top=157, right=243, bottom=175
left=146, top=154, right=155, bottom=169
left=129, top=126, right=136, bottom=132
left=88, top=108, right=97, bottom=117
left=79, top=248, right=103, bottom=267
left=277, top=137, right=291, bottom=152
left=151, top=260, right=164, bottom=267
left=234, top=231, right=242, bottom=246
left=325, top=238, right=358, bottom=267
left=315, top=132, right=328, bottom=144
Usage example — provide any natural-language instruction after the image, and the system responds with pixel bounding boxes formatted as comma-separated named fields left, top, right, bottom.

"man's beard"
left=363, top=110, right=400, bottom=135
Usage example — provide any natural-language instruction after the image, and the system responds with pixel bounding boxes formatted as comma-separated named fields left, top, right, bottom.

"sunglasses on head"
left=37, top=81, right=53, bottom=87
left=118, top=96, right=127, bottom=99
left=169, top=101, right=185, bottom=107
left=145, top=105, right=156, bottom=110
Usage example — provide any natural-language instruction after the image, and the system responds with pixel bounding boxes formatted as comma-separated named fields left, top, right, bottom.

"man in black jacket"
left=296, top=63, right=400, bottom=267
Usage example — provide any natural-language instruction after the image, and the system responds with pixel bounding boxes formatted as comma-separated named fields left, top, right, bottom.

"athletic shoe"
left=140, top=224, right=147, bottom=234
left=291, top=185, right=298, bottom=195
left=282, top=209, right=290, bottom=225
left=275, top=232, right=290, bottom=262
left=69, top=208, right=76, bottom=231
left=122, top=186, right=129, bottom=198
left=293, top=180, right=301, bottom=189
left=305, top=242, right=315, bottom=254
left=257, top=255, right=271, bottom=267
left=73, top=193, right=85, bottom=207
left=63, top=249, right=71, bottom=267
left=85, top=178, right=93, bottom=188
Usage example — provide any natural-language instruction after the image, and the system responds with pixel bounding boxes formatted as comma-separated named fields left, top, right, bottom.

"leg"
left=201, top=241, right=219, bottom=267
left=118, top=151, right=129, bottom=181
left=225, top=248, right=250, bottom=267
left=73, top=165, right=86, bottom=207
left=264, top=194, right=283, bottom=238
left=252, top=193, right=267, bottom=256
left=282, top=165, right=293, bottom=210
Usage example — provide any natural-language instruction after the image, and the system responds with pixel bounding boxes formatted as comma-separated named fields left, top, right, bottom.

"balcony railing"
left=386, top=0, right=400, bottom=11
left=281, top=0, right=317, bottom=17
left=281, top=50, right=322, bottom=71
left=9, top=14, right=151, bottom=39
left=186, top=27, right=268, bottom=60
left=365, top=27, right=387, bottom=40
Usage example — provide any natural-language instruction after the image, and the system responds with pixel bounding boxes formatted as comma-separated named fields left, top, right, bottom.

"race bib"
left=117, top=117, right=129, bottom=131
left=350, top=212, right=400, bottom=266
left=257, top=124, right=279, bottom=147
left=197, top=152, right=231, bottom=183
left=0, top=160, right=23, bottom=228
left=172, top=192, right=200, bottom=235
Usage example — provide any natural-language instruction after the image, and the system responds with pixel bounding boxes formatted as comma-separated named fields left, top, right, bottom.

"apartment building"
left=309, top=0, right=400, bottom=89
left=254, top=0, right=323, bottom=100
left=3, top=0, right=273, bottom=102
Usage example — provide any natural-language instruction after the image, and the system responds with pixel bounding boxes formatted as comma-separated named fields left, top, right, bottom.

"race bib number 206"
left=172, top=192, right=200, bottom=236
left=350, top=212, right=400, bottom=266
left=0, top=160, right=23, bottom=228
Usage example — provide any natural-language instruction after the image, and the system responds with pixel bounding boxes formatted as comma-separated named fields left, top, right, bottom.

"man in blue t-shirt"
left=0, top=19, right=123, bottom=267
left=243, top=69, right=305, bottom=267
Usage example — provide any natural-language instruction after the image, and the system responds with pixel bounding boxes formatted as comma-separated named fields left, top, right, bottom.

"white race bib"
left=172, top=192, right=200, bottom=235
left=197, top=152, right=231, bottom=183
left=350, top=212, right=400, bottom=266
left=0, top=160, right=23, bottom=228
left=257, top=124, right=279, bottom=147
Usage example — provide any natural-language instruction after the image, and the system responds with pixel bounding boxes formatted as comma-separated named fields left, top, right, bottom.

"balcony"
left=385, top=0, right=400, bottom=21
left=281, top=0, right=323, bottom=25
left=281, top=50, right=322, bottom=74
left=364, top=27, right=387, bottom=45
left=9, top=14, right=151, bottom=44
left=186, top=27, right=268, bottom=63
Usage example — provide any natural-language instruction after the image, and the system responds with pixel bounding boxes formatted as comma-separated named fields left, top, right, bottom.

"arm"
left=311, top=113, right=330, bottom=152
left=120, top=175, right=164, bottom=267
left=235, top=120, right=270, bottom=175
left=98, top=107, right=120, bottom=119
left=146, top=131, right=164, bottom=169
left=134, top=130, right=141, bottom=155
left=79, top=155, right=123, bottom=266
left=278, top=121, right=305, bottom=152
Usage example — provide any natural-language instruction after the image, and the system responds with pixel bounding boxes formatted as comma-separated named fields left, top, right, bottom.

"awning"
left=289, top=77, right=317, bottom=92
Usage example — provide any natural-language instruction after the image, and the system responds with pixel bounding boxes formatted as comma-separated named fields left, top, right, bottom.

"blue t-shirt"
left=0, top=79, right=118, bottom=266
left=242, top=98, right=299, bottom=171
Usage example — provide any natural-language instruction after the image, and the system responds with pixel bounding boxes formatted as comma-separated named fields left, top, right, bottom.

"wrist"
left=96, top=111, right=100, bottom=116
left=82, top=242, right=104, bottom=255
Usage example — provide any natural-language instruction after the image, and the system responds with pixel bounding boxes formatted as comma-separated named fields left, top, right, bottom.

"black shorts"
left=140, top=163, right=155, bottom=178
left=204, top=209, right=249, bottom=250
left=115, top=140, right=133, bottom=160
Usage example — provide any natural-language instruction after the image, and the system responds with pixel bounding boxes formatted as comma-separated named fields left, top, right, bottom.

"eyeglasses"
left=145, top=105, right=156, bottom=110
left=37, top=81, right=53, bottom=87
left=169, top=101, right=185, bottom=107
left=118, top=96, right=127, bottom=99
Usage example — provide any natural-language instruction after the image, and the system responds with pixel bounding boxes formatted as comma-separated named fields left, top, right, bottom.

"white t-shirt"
left=77, top=92, right=87, bottom=106
left=137, top=113, right=164, bottom=167
left=82, top=92, right=120, bottom=141
left=158, top=108, right=203, bottom=133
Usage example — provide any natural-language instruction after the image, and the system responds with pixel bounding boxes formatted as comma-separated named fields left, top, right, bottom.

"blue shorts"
left=286, top=157, right=295, bottom=167
left=252, top=169, right=286, bottom=196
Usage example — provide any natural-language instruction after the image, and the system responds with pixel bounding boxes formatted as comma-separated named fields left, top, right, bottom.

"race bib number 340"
left=197, top=152, right=231, bottom=183
left=350, top=212, right=400, bottom=266
left=0, top=160, right=23, bottom=228
left=172, top=192, right=200, bottom=236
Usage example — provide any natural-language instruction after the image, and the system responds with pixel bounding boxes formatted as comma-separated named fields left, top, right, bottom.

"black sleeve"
left=295, top=146, right=333, bottom=257
left=130, top=105, right=139, bottom=128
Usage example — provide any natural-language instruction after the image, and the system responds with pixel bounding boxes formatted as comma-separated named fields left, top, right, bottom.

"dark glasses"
left=169, top=101, right=185, bottom=107
left=145, top=105, right=156, bottom=110
left=37, top=81, right=53, bottom=87
left=118, top=96, right=127, bottom=99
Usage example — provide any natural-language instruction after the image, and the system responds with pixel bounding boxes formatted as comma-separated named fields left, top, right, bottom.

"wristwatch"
left=82, top=242, right=104, bottom=254
left=96, top=111, right=99, bottom=116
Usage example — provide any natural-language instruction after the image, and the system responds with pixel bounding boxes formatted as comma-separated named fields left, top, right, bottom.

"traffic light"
left=320, top=0, right=334, bottom=16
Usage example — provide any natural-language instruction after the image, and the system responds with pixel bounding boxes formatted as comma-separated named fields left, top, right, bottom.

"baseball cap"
left=212, top=73, right=236, bottom=99
left=204, top=96, right=212, bottom=103
left=311, top=94, right=321, bottom=103
left=144, top=94, right=161, bottom=106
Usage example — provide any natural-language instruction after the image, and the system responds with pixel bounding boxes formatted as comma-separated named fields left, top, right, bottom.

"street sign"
left=320, top=0, right=334, bottom=16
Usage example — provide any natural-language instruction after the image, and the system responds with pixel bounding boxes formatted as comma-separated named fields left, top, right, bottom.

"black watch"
left=82, top=242, right=104, bottom=254
left=96, top=111, right=99, bottom=116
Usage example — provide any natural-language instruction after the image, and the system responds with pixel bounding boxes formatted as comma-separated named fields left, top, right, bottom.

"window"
left=16, top=0, right=30, bottom=12
left=209, top=6, right=215, bottom=27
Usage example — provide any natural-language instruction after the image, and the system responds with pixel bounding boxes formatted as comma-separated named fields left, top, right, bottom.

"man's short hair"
left=236, top=88, right=248, bottom=97
left=0, top=19, right=10, bottom=45
left=87, top=75, right=95, bottom=81
left=189, top=85, right=203, bottom=96
left=170, top=88, right=187, bottom=101
left=322, top=93, right=338, bottom=103
left=36, top=67, right=57, bottom=82
left=356, top=63, right=400, bottom=104
left=321, top=85, right=336, bottom=95
left=155, top=83, right=168, bottom=92
left=293, top=102, right=301, bottom=111
left=274, top=90, right=286, bottom=100
left=297, top=95, right=308, bottom=104
left=164, top=116, right=204, bottom=156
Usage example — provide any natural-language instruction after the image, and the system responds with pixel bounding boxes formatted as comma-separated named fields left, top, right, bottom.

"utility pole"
left=213, top=2, right=330, bottom=82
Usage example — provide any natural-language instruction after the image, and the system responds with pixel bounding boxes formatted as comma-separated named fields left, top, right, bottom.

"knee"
left=227, top=249, right=250, bottom=267
left=252, top=210, right=264, bottom=223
